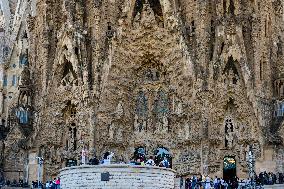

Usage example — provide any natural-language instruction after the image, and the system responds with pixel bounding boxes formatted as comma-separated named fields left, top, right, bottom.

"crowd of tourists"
left=184, top=175, right=239, bottom=189
left=0, top=177, right=60, bottom=189
left=256, top=171, right=283, bottom=185
left=44, top=177, right=60, bottom=189
left=88, top=153, right=171, bottom=168
left=183, top=171, right=284, bottom=189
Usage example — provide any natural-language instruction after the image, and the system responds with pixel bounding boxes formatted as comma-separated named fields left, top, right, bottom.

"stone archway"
left=154, top=147, right=172, bottom=168
left=133, top=147, right=146, bottom=162
left=223, top=156, right=236, bottom=182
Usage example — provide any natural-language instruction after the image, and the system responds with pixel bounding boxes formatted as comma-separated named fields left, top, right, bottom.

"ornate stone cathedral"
left=0, top=0, right=284, bottom=184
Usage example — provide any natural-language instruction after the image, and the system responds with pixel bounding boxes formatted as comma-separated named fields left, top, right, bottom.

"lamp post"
left=36, top=157, right=43, bottom=189
left=247, top=145, right=256, bottom=188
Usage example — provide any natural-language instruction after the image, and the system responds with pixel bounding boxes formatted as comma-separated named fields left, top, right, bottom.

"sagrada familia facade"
left=0, top=0, right=284, bottom=184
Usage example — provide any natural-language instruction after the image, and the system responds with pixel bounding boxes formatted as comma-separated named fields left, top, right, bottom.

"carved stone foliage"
left=174, top=146, right=201, bottom=175
left=4, top=0, right=284, bottom=181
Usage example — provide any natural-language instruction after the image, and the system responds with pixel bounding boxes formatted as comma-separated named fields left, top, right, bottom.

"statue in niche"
left=134, top=115, right=146, bottom=132
left=56, top=147, right=62, bottom=163
left=162, top=115, right=168, bottom=132
left=184, top=122, right=190, bottom=139
left=144, top=68, right=160, bottom=82
left=61, top=72, right=77, bottom=86
left=176, top=102, right=183, bottom=115
left=133, top=12, right=141, bottom=29
left=61, top=59, right=78, bottom=87
left=109, top=123, right=114, bottom=139
left=142, top=120, right=147, bottom=131
left=225, top=127, right=234, bottom=148
left=67, top=126, right=77, bottom=151
left=115, top=101, right=124, bottom=119
left=140, top=1, right=157, bottom=28
left=116, top=128, right=123, bottom=142
left=177, top=123, right=183, bottom=138
left=225, top=118, right=235, bottom=148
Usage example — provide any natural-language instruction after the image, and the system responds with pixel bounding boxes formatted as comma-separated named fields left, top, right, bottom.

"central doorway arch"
left=223, top=156, right=236, bottom=182
left=154, top=147, right=172, bottom=168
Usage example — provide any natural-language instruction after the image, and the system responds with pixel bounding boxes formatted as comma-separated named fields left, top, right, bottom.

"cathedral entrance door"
left=223, top=156, right=236, bottom=182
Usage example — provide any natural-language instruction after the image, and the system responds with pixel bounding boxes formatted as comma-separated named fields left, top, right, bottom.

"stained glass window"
left=154, top=90, right=168, bottom=116
left=136, top=91, right=148, bottom=118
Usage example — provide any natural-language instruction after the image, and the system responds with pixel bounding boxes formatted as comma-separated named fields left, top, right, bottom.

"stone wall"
left=60, top=165, right=176, bottom=189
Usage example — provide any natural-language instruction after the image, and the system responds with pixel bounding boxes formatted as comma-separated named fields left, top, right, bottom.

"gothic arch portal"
left=132, top=0, right=164, bottom=26
left=51, top=34, right=80, bottom=88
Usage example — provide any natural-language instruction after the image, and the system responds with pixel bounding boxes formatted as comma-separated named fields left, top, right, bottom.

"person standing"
left=205, top=176, right=211, bottom=189
left=45, top=181, right=50, bottom=189
left=52, top=178, right=56, bottom=189
left=81, top=148, right=87, bottom=165
left=162, top=157, right=170, bottom=168
left=145, top=156, right=155, bottom=166
left=55, top=177, right=60, bottom=189
left=213, top=176, right=219, bottom=189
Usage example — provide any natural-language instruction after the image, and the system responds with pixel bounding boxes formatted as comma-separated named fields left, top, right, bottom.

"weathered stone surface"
left=60, top=165, right=175, bottom=189
left=0, top=0, right=284, bottom=185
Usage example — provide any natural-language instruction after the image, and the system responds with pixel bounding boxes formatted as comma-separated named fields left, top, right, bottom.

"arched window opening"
left=63, top=101, right=77, bottom=119
left=223, top=56, right=239, bottom=84
left=67, top=123, right=77, bottom=151
left=61, top=57, right=78, bottom=86
left=75, top=47, right=79, bottom=56
left=133, top=0, right=164, bottom=26
left=144, top=68, right=160, bottom=82
left=220, top=42, right=225, bottom=55
left=154, top=147, right=172, bottom=168
left=133, top=147, right=146, bottom=162
left=223, top=0, right=227, bottom=15
left=154, top=90, right=168, bottom=117
left=133, top=0, right=145, bottom=20
left=136, top=91, right=148, bottom=118
left=229, top=0, right=235, bottom=15
left=148, top=0, right=163, bottom=24
left=191, top=21, right=195, bottom=33
left=19, top=53, right=28, bottom=68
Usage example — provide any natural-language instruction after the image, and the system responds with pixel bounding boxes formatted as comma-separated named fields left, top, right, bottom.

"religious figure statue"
left=141, top=0, right=157, bottom=28
left=184, top=122, right=190, bottom=139
left=162, top=115, right=168, bottom=132
left=109, top=123, right=114, bottom=139
left=142, top=120, right=147, bottom=131
left=115, top=101, right=124, bottom=119
left=225, top=128, right=234, bottom=148
left=116, top=128, right=123, bottom=141
left=176, top=102, right=183, bottom=115
left=133, top=12, right=141, bottom=29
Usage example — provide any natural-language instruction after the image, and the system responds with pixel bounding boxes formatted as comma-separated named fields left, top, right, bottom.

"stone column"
left=0, top=90, right=3, bottom=114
